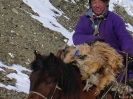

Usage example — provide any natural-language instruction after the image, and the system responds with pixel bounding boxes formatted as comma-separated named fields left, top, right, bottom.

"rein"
left=27, top=82, right=61, bottom=99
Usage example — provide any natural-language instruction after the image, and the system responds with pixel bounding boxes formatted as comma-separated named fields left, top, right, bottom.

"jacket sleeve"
left=114, top=15, right=133, bottom=57
left=72, top=15, right=104, bottom=45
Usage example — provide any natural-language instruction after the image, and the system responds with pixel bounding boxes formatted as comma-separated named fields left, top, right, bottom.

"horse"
left=26, top=51, right=132, bottom=99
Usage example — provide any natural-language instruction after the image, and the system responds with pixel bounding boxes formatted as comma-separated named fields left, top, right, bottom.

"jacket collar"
left=86, top=7, right=108, bottom=29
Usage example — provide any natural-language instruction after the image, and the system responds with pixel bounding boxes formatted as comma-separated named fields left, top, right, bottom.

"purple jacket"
left=73, top=11, right=133, bottom=57
left=73, top=11, right=133, bottom=80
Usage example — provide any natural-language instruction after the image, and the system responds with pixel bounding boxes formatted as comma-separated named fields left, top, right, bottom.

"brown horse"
left=26, top=51, right=132, bottom=99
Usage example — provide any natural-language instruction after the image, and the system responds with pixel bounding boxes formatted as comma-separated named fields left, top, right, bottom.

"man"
left=73, top=0, right=133, bottom=83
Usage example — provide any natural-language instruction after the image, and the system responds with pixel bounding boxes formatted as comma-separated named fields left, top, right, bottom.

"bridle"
left=27, top=91, right=48, bottom=99
left=26, top=82, right=61, bottom=99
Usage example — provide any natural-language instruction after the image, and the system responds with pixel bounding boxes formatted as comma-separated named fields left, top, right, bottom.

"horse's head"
left=27, top=50, right=80, bottom=99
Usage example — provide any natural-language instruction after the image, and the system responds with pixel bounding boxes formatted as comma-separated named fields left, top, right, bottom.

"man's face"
left=90, top=0, right=109, bottom=15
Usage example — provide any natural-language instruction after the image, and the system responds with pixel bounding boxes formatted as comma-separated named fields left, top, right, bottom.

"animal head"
left=28, top=51, right=62, bottom=99
left=27, top=51, right=80, bottom=99
left=63, top=44, right=91, bottom=63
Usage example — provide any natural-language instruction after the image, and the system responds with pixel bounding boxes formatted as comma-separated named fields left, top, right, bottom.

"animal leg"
left=83, top=74, right=98, bottom=91
left=83, top=79, right=93, bottom=91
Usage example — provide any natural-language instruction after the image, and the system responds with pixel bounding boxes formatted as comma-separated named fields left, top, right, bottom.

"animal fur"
left=63, top=42, right=123, bottom=95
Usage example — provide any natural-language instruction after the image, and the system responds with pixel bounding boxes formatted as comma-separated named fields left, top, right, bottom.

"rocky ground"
left=0, top=0, right=133, bottom=99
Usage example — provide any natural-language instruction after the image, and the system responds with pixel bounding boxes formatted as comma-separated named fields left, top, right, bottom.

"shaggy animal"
left=63, top=42, right=123, bottom=95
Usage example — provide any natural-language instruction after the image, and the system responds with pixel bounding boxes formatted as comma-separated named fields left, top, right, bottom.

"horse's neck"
left=75, top=71, right=84, bottom=90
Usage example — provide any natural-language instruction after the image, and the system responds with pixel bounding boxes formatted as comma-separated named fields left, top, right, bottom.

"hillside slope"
left=0, top=0, right=133, bottom=98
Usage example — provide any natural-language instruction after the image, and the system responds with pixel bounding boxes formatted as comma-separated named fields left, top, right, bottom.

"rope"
left=101, top=81, right=117, bottom=99
left=114, top=52, right=130, bottom=99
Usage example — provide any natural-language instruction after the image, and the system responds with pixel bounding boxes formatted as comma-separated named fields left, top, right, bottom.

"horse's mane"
left=30, top=52, right=80, bottom=98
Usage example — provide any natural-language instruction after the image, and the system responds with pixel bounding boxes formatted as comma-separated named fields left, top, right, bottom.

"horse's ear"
left=34, top=50, right=42, bottom=60
left=49, top=53, right=56, bottom=62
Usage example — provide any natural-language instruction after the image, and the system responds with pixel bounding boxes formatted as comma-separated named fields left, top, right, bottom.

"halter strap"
left=28, top=91, right=47, bottom=99
left=26, top=82, right=61, bottom=99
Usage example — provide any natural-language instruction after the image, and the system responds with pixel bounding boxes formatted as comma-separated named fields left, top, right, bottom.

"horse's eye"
left=45, top=81, right=52, bottom=85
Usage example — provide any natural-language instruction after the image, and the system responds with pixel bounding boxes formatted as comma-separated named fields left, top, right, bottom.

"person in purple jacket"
left=73, top=0, right=133, bottom=86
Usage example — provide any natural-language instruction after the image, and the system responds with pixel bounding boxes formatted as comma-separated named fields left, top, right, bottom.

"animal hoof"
left=83, top=86, right=91, bottom=92
left=94, top=90, right=100, bottom=96
left=94, top=92, right=98, bottom=96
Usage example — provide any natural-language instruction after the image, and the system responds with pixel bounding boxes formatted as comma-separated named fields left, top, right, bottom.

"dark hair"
left=89, top=0, right=110, bottom=5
